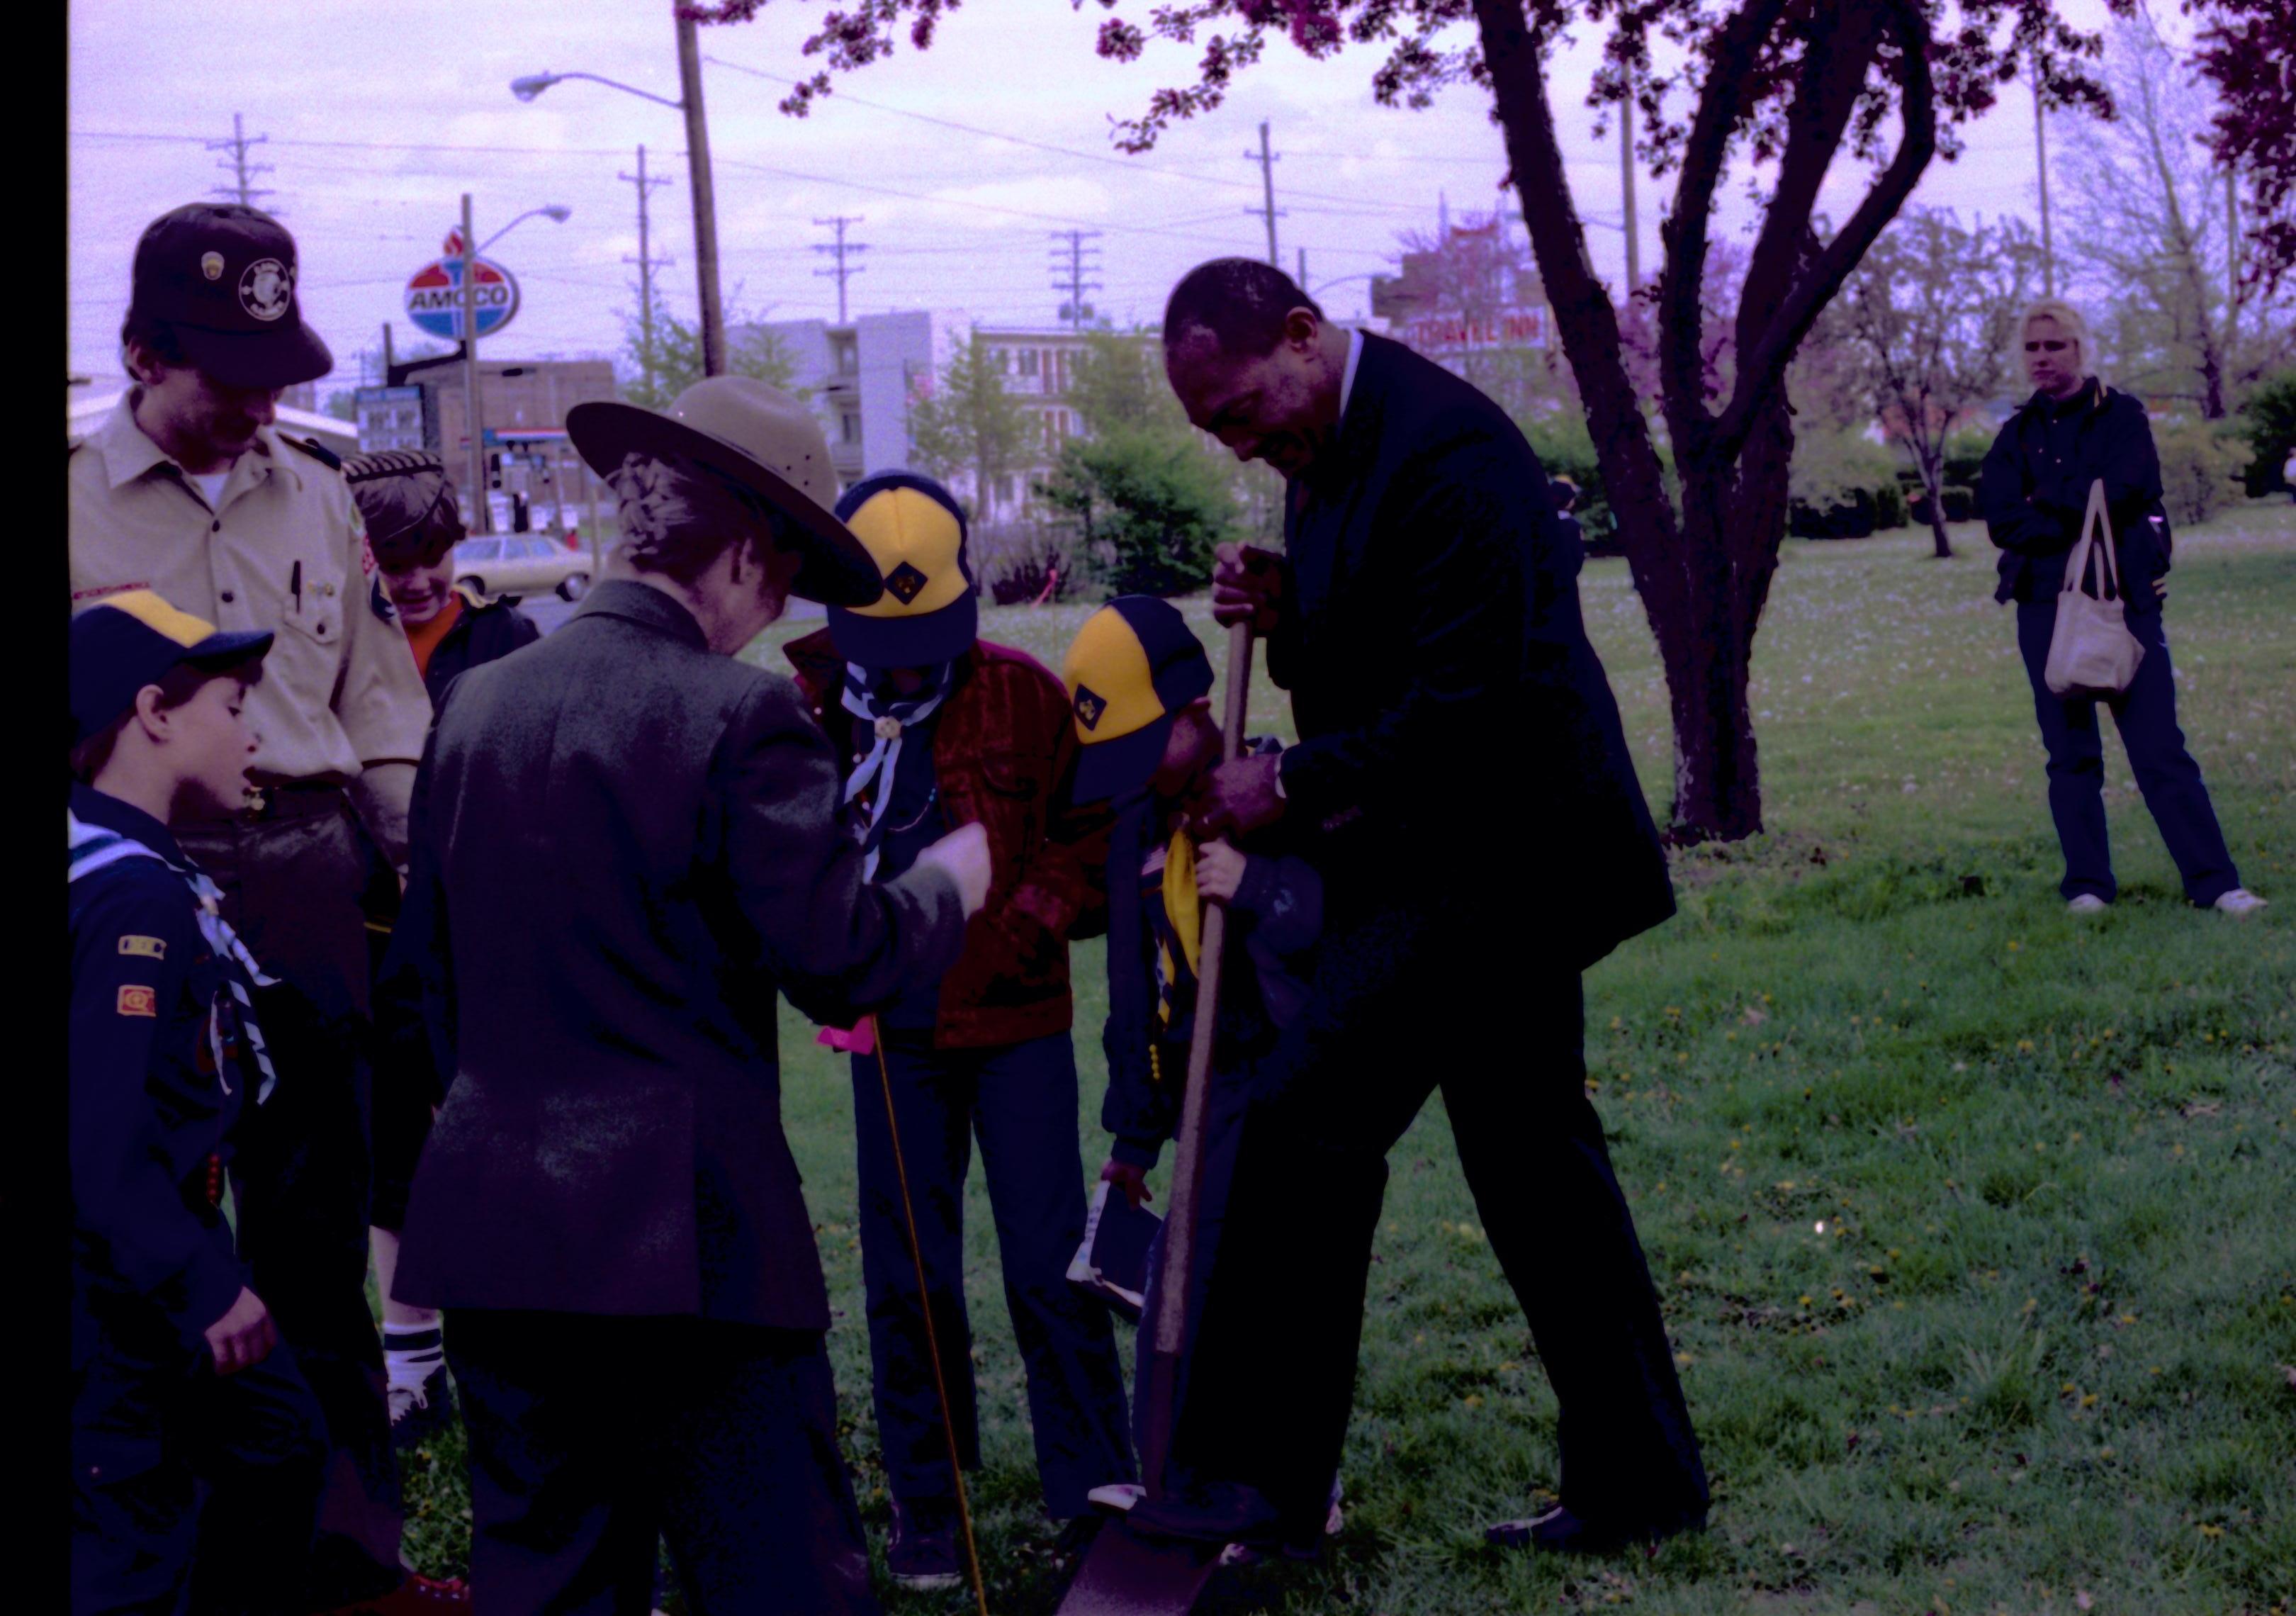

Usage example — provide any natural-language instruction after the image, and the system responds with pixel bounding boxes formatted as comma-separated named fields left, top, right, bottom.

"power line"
left=812, top=215, right=868, bottom=323
left=1048, top=230, right=1103, bottom=330
left=207, top=113, right=274, bottom=211
left=621, top=144, right=675, bottom=394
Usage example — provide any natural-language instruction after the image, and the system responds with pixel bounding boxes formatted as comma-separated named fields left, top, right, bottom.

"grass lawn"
left=398, top=503, right=2296, bottom=1615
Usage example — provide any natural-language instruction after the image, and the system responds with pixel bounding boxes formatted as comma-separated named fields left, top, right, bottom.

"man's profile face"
left=130, top=347, right=281, bottom=465
left=1165, top=310, right=1335, bottom=479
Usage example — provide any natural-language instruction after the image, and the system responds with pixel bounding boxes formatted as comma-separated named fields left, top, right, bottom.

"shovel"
left=1057, top=619, right=1255, bottom=1616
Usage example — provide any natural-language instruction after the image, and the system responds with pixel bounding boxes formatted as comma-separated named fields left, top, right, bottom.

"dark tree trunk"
left=1915, top=451, right=1954, bottom=558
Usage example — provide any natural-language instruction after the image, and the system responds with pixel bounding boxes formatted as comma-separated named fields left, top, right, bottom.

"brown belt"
left=239, top=779, right=348, bottom=824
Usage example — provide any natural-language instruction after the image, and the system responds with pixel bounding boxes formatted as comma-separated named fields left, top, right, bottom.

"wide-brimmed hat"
left=1060, top=596, right=1215, bottom=804
left=565, top=376, right=882, bottom=607
left=130, top=203, right=334, bottom=392
left=827, top=471, right=978, bottom=668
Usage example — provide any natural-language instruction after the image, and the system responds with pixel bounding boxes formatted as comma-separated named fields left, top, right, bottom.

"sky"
left=67, top=0, right=2139, bottom=395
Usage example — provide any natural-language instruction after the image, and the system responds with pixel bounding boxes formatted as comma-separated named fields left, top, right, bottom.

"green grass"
left=398, top=505, right=2296, bottom=1614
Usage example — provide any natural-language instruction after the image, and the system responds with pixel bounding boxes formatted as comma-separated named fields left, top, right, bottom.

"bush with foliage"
left=1515, top=410, right=1614, bottom=551
left=969, top=522, right=1076, bottom=606
left=1034, top=426, right=1238, bottom=598
left=2235, top=369, right=2296, bottom=496
left=2152, top=418, right=2249, bottom=527
left=1790, top=428, right=1908, bottom=539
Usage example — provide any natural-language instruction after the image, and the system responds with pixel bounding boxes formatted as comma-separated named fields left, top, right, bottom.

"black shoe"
left=1052, top=1514, right=1105, bottom=1560
left=386, top=1373, right=454, bottom=1457
left=1128, top=1481, right=1284, bottom=1549
left=1485, top=1503, right=1706, bottom=1555
left=887, top=1498, right=964, bottom=1591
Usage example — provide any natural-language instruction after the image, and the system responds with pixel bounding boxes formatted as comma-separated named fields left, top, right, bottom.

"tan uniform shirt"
left=69, top=393, right=432, bottom=863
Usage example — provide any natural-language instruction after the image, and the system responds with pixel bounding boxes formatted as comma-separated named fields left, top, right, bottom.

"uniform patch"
left=118, top=935, right=167, bottom=960
left=884, top=561, right=930, bottom=605
left=117, top=984, right=158, bottom=1018
left=201, top=250, right=225, bottom=281
left=240, top=257, right=293, bottom=321
left=1074, top=684, right=1107, bottom=731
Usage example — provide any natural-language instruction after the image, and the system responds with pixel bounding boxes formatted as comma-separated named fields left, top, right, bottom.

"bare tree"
left=1837, top=208, right=2042, bottom=557
left=2059, top=13, right=2293, bottom=416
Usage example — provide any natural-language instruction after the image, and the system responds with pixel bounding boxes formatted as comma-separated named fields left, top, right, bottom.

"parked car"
left=452, top=534, right=590, bottom=601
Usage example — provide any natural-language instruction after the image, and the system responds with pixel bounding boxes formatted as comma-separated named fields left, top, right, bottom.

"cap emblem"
left=884, top=561, right=930, bottom=605
left=1074, top=685, right=1107, bottom=731
left=200, top=251, right=225, bottom=281
left=239, top=258, right=292, bottom=322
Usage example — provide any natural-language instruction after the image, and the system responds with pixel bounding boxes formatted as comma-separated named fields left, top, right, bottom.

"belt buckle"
left=242, top=786, right=269, bottom=821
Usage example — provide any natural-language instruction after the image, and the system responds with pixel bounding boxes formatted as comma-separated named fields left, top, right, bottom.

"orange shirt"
left=402, top=593, right=464, bottom=683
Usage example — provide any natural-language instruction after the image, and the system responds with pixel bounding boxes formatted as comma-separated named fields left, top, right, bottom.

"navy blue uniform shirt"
left=69, top=782, right=258, bottom=1348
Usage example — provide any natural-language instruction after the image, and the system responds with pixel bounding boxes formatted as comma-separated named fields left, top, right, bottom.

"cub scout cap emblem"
left=118, top=984, right=158, bottom=1018
left=1074, top=686, right=1107, bottom=731
left=240, top=258, right=293, bottom=321
left=201, top=251, right=225, bottom=281
left=120, top=936, right=167, bottom=960
left=884, top=561, right=930, bottom=605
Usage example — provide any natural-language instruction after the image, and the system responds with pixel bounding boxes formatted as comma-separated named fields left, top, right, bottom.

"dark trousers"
left=2015, top=602, right=2241, bottom=905
left=178, top=797, right=405, bottom=1605
left=72, top=1285, right=329, bottom=1616
left=1168, top=899, right=1708, bottom=1537
left=850, top=1031, right=1135, bottom=1520
left=445, top=1310, right=879, bottom=1616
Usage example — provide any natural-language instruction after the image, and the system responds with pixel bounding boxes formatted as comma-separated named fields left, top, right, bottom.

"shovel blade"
left=1055, top=1519, right=1222, bottom=1616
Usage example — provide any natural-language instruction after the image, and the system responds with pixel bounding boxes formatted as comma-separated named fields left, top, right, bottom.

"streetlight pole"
left=672, top=5, right=728, bottom=377
left=460, top=193, right=487, bottom=534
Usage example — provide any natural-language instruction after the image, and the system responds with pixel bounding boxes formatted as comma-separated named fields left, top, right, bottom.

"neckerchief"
left=1144, top=825, right=1203, bottom=1034
left=68, top=810, right=279, bottom=1104
left=840, top=661, right=954, bottom=880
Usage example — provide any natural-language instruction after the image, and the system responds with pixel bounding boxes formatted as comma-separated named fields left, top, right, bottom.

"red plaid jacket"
left=785, top=629, right=1086, bottom=1049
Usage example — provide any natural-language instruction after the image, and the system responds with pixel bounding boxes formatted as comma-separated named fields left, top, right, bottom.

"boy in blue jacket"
left=1058, top=597, right=1329, bottom=1534
left=69, top=591, right=327, bottom=1615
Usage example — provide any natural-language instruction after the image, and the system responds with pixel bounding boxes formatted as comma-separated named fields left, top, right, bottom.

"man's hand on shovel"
left=1190, top=754, right=1285, bottom=839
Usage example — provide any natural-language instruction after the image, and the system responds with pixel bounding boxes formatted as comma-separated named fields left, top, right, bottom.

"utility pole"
left=1244, top=120, right=1283, bottom=267
left=1048, top=230, right=1103, bottom=331
left=459, top=194, right=488, bottom=535
left=671, top=2, right=728, bottom=376
left=1621, top=98, right=1641, bottom=292
left=2033, top=59, right=2055, bottom=297
left=814, top=215, right=870, bottom=324
left=1297, top=247, right=1307, bottom=293
left=207, top=113, right=275, bottom=211
left=621, top=145, right=673, bottom=397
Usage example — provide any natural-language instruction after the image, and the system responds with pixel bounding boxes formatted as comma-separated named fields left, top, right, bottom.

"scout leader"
left=68, top=593, right=325, bottom=1615
left=68, top=203, right=447, bottom=1612
left=784, top=471, right=1136, bottom=1589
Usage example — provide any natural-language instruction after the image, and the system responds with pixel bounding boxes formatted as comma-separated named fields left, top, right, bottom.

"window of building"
left=841, top=413, right=860, bottom=444
left=1018, top=349, right=1039, bottom=378
left=836, top=340, right=857, bottom=374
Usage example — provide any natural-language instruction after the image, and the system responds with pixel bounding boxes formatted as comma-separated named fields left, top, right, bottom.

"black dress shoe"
left=1485, top=1503, right=1706, bottom=1555
left=1127, top=1481, right=1285, bottom=1547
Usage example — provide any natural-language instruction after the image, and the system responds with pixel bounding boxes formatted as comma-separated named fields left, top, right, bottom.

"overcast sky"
left=69, top=0, right=2140, bottom=393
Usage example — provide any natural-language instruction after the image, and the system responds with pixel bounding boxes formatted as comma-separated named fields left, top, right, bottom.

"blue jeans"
left=850, top=1031, right=1135, bottom=1519
left=2014, top=602, right=2240, bottom=905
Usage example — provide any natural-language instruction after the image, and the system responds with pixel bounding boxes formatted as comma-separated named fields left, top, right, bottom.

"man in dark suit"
left=393, top=376, right=991, bottom=1615
left=1137, top=259, right=1707, bottom=1556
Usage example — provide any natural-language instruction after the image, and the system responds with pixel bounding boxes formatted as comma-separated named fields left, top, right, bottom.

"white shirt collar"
left=1339, top=327, right=1365, bottom=425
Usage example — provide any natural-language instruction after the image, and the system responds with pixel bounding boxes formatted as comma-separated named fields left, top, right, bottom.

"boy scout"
left=69, top=204, right=448, bottom=1612
left=69, top=591, right=327, bottom=1615
left=782, top=472, right=1134, bottom=1588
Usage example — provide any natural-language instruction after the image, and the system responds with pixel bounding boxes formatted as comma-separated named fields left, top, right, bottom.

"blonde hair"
left=2020, top=298, right=2092, bottom=372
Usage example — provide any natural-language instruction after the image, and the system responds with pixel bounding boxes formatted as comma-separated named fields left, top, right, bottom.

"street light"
left=510, top=5, right=727, bottom=378
left=479, top=205, right=573, bottom=254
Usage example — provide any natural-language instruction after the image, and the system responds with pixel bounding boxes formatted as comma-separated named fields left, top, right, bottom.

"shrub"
left=2153, top=417, right=2248, bottom=528
left=1516, top=411, right=1616, bottom=554
left=969, top=521, right=1077, bottom=606
left=1790, top=428, right=1906, bottom=539
left=2234, top=369, right=2296, bottom=496
left=1034, top=426, right=1237, bottom=598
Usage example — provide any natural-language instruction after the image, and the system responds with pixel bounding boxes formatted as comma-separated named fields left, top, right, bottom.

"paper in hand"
left=1067, top=1180, right=1161, bottom=1323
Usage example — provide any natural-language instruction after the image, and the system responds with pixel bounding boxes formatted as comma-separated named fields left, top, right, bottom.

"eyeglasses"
left=2023, top=340, right=2071, bottom=353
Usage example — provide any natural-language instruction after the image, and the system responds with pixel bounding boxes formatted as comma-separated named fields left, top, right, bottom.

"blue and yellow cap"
left=69, top=590, right=272, bottom=747
left=826, top=471, right=978, bottom=668
left=1060, top=596, right=1214, bottom=804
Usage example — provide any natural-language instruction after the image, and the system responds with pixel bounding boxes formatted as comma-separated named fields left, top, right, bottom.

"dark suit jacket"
left=1271, top=332, right=1673, bottom=970
left=393, top=580, right=967, bottom=1329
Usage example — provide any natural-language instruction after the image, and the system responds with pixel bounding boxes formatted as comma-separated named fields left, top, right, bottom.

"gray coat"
left=393, top=580, right=966, bottom=1328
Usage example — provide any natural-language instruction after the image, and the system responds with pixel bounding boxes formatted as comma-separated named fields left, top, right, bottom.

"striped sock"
left=383, top=1325, right=445, bottom=1400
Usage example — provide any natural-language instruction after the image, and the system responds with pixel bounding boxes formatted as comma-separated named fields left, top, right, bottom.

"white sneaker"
left=2066, top=894, right=2110, bottom=914
left=2214, top=888, right=2268, bottom=916
left=1087, top=1483, right=1144, bottom=1514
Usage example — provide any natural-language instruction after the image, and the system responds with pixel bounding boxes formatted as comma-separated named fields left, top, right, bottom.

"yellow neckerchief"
left=1154, top=826, right=1203, bottom=1033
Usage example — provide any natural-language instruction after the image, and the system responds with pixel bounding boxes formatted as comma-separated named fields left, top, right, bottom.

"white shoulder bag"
left=2043, top=478, right=2144, bottom=698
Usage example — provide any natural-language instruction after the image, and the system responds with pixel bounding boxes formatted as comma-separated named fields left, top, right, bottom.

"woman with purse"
left=1978, top=298, right=2263, bottom=916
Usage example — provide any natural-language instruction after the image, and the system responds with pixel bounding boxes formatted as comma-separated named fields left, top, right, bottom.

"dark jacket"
left=1271, top=332, right=1672, bottom=969
left=420, top=587, right=541, bottom=705
left=69, top=785, right=261, bottom=1353
left=1979, top=380, right=2171, bottom=611
left=1096, top=740, right=1323, bottom=1170
left=784, top=629, right=1090, bottom=1050
left=393, top=581, right=967, bottom=1329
